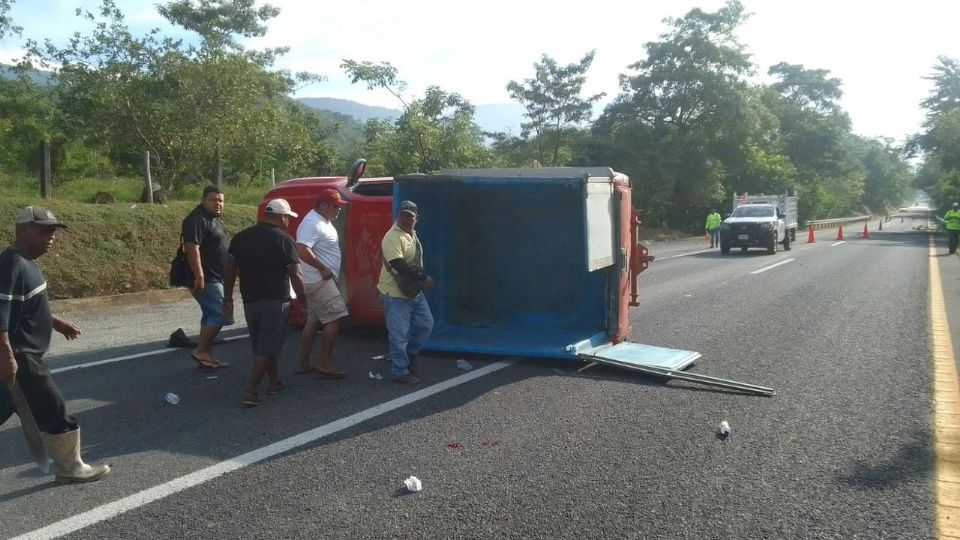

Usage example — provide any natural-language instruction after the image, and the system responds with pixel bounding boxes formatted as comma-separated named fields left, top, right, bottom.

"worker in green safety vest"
left=945, top=202, right=960, bottom=254
left=705, top=209, right=722, bottom=248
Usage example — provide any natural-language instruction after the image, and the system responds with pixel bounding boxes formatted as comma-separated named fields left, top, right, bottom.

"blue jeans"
left=381, top=293, right=434, bottom=378
left=709, top=228, right=720, bottom=246
left=191, top=281, right=234, bottom=327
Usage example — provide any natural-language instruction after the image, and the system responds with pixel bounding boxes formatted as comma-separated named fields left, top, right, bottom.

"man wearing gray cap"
left=0, top=206, right=111, bottom=482
left=378, top=200, right=436, bottom=384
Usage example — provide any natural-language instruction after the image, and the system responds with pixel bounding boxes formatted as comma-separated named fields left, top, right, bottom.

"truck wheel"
left=720, top=240, right=730, bottom=255
left=767, top=232, right=778, bottom=254
left=783, top=232, right=792, bottom=251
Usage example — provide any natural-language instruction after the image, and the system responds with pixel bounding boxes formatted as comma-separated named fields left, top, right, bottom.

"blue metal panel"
left=584, top=342, right=700, bottom=371
left=394, top=174, right=611, bottom=360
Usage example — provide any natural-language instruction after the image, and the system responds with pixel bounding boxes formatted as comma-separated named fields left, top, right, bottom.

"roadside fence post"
left=144, top=150, right=154, bottom=204
left=39, top=140, right=52, bottom=199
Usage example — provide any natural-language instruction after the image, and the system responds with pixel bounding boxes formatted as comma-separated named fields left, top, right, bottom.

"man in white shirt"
left=294, top=188, right=350, bottom=378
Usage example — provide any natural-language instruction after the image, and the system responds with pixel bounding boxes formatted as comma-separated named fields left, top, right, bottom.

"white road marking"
left=13, top=360, right=514, bottom=540
left=750, top=258, right=795, bottom=275
left=661, top=248, right=713, bottom=259
left=831, top=241, right=846, bottom=247
left=51, top=334, right=250, bottom=374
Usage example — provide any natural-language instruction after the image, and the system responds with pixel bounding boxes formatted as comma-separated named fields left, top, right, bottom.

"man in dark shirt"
left=0, top=206, right=110, bottom=483
left=182, top=185, right=232, bottom=370
left=223, top=199, right=306, bottom=407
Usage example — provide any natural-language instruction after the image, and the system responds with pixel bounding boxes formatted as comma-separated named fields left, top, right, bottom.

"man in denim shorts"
left=182, top=186, right=232, bottom=370
left=295, top=188, right=350, bottom=378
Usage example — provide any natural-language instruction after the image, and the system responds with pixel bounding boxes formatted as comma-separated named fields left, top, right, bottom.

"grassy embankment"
left=0, top=175, right=261, bottom=299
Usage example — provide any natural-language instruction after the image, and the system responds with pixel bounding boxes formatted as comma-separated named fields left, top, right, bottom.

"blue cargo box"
left=393, top=168, right=699, bottom=370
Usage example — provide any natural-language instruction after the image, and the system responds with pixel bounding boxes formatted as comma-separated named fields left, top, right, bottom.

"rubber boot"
left=47, top=428, right=111, bottom=483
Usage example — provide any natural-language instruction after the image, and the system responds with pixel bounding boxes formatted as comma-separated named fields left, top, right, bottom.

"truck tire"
left=767, top=232, right=778, bottom=254
left=783, top=232, right=792, bottom=251
left=720, top=239, right=730, bottom=255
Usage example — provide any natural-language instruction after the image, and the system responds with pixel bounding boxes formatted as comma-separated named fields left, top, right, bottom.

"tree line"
left=0, top=0, right=933, bottom=231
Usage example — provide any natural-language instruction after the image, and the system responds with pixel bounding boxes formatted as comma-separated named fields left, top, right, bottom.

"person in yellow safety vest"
left=705, top=209, right=722, bottom=248
left=945, top=202, right=960, bottom=254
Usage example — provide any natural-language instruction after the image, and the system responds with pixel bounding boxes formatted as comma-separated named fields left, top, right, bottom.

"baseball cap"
left=265, top=199, right=298, bottom=218
left=398, top=200, right=419, bottom=216
left=15, top=206, right=67, bottom=228
left=316, top=188, right=348, bottom=207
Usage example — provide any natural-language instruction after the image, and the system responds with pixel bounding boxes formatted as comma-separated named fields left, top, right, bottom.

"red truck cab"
left=257, top=161, right=392, bottom=326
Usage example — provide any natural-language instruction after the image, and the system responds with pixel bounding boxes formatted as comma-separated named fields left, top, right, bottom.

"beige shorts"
left=304, top=279, right=349, bottom=324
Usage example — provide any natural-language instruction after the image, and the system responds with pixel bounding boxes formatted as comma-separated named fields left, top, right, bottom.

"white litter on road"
left=164, top=393, right=180, bottom=405
left=404, top=476, right=423, bottom=493
left=368, top=371, right=384, bottom=380
left=719, top=421, right=731, bottom=437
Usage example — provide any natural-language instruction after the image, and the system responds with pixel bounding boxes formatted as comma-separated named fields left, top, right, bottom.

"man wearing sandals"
left=295, top=188, right=349, bottom=379
left=222, top=199, right=306, bottom=407
left=182, top=186, right=232, bottom=371
left=0, top=206, right=110, bottom=482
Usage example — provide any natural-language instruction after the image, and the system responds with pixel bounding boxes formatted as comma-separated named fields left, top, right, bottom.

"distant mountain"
left=0, top=63, right=52, bottom=85
left=297, top=97, right=526, bottom=135
left=297, top=97, right=400, bottom=123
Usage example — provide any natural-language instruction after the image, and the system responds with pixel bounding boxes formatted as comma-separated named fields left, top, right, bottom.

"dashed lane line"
left=929, top=238, right=960, bottom=539
left=50, top=334, right=250, bottom=374
left=749, top=258, right=795, bottom=275
left=13, top=359, right=515, bottom=540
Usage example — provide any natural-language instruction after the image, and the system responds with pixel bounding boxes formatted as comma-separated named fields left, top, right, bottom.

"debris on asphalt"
left=164, top=392, right=180, bottom=405
left=371, top=354, right=386, bottom=360
left=719, top=420, right=731, bottom=437
left=456, top=359, right=473, bottom=371
left=206, top=376, right=218, bottom=380
left=403, top=476, right=422, bottom=493
left=369, top=371, right=384, bottom=380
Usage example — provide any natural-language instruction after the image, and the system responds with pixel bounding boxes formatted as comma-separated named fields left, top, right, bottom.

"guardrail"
left=804, top=216, right=874, bottom=231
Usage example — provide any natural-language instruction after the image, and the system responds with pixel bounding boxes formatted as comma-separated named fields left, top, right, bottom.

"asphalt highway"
left=1, top=217, right=953, bottom=539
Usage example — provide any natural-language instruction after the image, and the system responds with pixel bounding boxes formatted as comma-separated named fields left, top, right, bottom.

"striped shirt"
left=0, top=248, right=53, bottom=354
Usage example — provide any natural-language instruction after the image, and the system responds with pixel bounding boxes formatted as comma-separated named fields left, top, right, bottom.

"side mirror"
left=346, top=158, right=367, bottom=191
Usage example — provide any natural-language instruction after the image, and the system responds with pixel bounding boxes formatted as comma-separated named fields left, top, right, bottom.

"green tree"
left=342, top=60, right=490, bottom=175
left=506, top=51, right=604, bottom=166
left=25, top=0, right=334, bottom=190
left=593, top=0, right=755, bottom=228
left=0, top=0, right=19, bottom=39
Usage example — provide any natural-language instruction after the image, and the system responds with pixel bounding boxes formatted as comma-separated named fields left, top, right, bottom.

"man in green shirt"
left=705, top=209, right=722, bottom=248
left=945, top=202, right=960, bottom=254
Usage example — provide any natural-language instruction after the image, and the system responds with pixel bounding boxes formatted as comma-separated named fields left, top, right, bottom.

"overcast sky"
left=4, top=0, right=958, bottom=143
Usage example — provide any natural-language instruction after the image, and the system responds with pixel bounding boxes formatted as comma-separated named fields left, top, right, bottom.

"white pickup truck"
left=719, top=193, right=798, bottom=255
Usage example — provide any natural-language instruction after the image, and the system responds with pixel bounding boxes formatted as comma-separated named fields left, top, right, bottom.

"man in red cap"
left=294, top=188, right=350, bottom=378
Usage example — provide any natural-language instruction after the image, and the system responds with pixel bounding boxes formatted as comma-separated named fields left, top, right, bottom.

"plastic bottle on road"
left=719, top=420, right=731, bottom=437
left=164, top=392, right=180, bottom=405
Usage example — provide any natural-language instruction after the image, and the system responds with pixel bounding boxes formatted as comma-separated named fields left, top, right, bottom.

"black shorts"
left=243, top=300, right=291, bottom=358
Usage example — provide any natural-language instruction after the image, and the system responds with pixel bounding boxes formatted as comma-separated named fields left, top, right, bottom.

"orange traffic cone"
left=837, top=225, right=844, bottom=241
left=862, top=222, right=870, bottom=239
left=807, top=224, right=815, bottom=243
